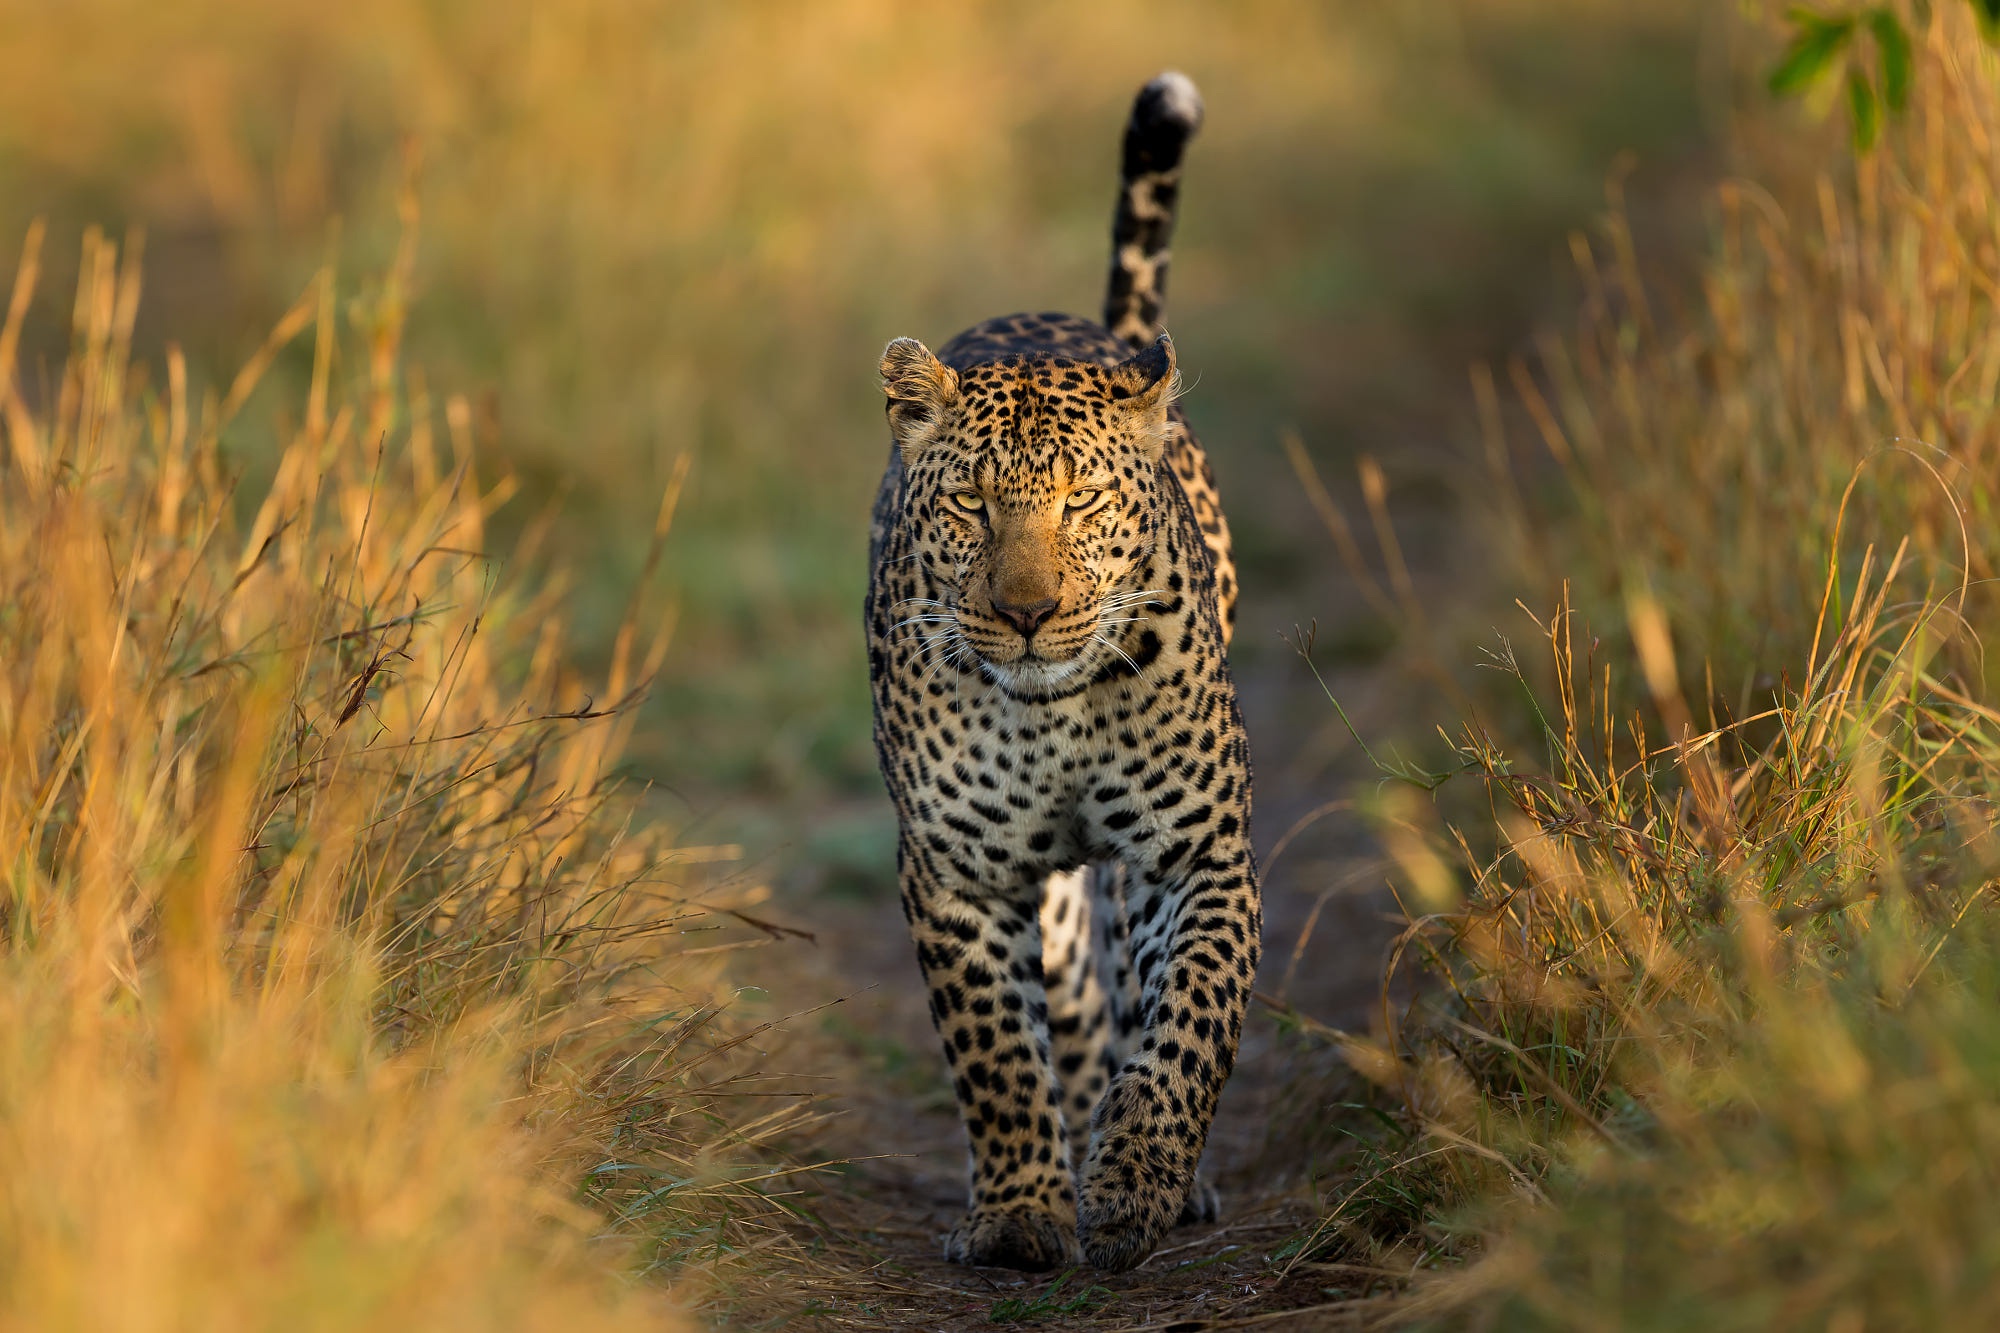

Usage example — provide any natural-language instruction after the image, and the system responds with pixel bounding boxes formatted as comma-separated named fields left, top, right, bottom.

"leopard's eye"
left=949, top=491, right=985, bottom=513
left=1065, top=488, right=1101, bottom=510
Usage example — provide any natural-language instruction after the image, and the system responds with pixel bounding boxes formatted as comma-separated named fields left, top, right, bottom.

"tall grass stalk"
left=0, top=219, right=779, bottom=1328
left=1486, top=5, right=2000, bottom=697
left=1297, top=7, right=2000, bottom=1325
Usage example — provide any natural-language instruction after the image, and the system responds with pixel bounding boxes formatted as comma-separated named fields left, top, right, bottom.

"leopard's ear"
left=1106, top=334, right=1177, bottom=460
left=880, top=338, right=959, bottom=464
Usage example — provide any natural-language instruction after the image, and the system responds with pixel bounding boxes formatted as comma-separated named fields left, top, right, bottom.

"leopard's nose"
left=992, top=596, right=1059, bottom=639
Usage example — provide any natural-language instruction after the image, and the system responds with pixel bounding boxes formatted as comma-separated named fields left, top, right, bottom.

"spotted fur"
left=865, top=73, right=1257, bottom=1274
left=1105, top=70, right=1204, bottom=347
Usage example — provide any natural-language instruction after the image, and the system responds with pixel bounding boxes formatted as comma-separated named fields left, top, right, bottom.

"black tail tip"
left=1133, top=71, right=1204, bottom=142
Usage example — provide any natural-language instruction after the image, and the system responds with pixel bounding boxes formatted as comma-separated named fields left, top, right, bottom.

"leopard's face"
left=881, top=339, right=1178, bottom=692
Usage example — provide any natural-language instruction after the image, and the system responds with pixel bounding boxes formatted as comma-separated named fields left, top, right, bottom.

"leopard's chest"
left=902, top=662, right=1219, bottom=894
left=908, top=692, right=1096, bottom=890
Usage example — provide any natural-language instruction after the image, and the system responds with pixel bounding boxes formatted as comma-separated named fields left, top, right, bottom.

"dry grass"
left=1484, top=2, right=2000, bottom=701
left=0, top=215, right=795, bottom=1329
left=1283, top=7, right=2000, bottom=1326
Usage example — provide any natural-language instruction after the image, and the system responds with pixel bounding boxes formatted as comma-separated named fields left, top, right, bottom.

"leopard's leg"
left=1077, top=828, right=1259, bottom=1271
left=1040, top=866, right=1112, bottom=1168
left=1043, top=861, right=1149, bottom=1169
left=903, top=839, right=1079, bottom=1270
left=1079, top=861, right=1220, bottom=1228
left=1091, top=862, right=1140, bottom=1065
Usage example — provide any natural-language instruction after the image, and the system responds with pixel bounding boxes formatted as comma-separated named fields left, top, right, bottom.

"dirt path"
left=750, top=878, right=1389, bottom=1332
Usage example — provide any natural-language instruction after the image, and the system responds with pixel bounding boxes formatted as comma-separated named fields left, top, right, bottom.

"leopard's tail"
left=1104, top=71, right=1204, bottom=349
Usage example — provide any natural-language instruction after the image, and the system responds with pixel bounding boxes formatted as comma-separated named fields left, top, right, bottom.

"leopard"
left=865, top=71, right=1258, bottom=1274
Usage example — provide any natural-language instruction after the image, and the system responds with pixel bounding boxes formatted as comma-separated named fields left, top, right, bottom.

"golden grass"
left=0, top=215, right=787, bottom=1329
left=1285, top=7, right=2000, bottom=1325
left=1482, top=4, right=2000, bottom=699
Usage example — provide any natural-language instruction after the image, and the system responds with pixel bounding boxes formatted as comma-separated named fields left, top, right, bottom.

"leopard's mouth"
left=973, top=644, right=1088, bottom=679
left=958, top=617, right=1090, bottom=667
left=947, top=606, right=1127, bottom=692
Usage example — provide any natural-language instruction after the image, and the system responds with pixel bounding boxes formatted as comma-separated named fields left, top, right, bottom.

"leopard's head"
left=879, top=334, right=1177, bottom=693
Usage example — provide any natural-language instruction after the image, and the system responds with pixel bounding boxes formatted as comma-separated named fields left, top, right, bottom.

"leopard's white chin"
left=980, top=650, right=1092, bottom=693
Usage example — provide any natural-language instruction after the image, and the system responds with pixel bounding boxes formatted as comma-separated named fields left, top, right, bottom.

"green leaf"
left=1869, top=9, right=1913, bottom=111
left=1976, top=0, right=2000, bottom=43
left=1848, top=68, right=1882, bottom=151
left=1769, top=11, right=1857, bottom=97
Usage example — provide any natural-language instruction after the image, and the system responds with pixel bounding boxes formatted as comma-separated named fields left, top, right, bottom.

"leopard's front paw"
left=1077, top=1070, right=1208, bottom=1270
left=942, top=1206, right=1081, bottom=1271
left=1076, top=1157, right=1184, bottom=1272
left=1077, top=1132, right=1191, bottom=1270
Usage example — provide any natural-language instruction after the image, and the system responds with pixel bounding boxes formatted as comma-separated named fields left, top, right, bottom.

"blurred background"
left=0, top=0, right=1724, bottom=911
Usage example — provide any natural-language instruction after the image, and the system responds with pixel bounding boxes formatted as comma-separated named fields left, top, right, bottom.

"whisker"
left=1093, top=633, right=1143, bottom=676
left=892, top=613, right=957, bottom=633
left=957, top=646, right=995, bottom=713
left=919, top=635, right=974, bottom=692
